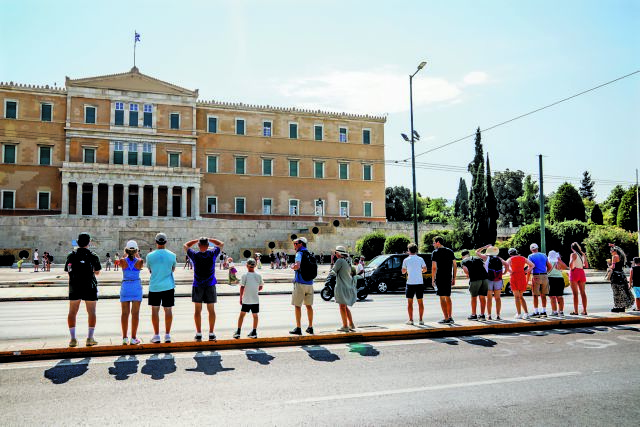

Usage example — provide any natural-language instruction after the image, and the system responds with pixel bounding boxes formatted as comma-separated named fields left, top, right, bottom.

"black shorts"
left=435, top=279, right=452, bottom=297
left=548, top=277, right=565, bottom=297
left=192, top=286, right=217, bottom=304
left=405, top=285, right=424, bottom=299
left=34, top=260, right=40, bottom=265
left=241, top=304, right=260, bottom=313
left=148, top=289, right=175, bottom=307
left=69, top=285, right=98, bottom=301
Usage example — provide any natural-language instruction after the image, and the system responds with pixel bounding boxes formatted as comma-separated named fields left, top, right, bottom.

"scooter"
left=320, top=273, right=369, bottom=301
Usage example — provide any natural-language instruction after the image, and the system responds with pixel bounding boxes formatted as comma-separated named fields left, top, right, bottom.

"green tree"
left=355, top=231, right=386, bottom=261
left=602, top=185, right=626, bottom=225
left=493, top=169, right=524, bottom=227
left=385, top=186, right=411, bottom=221
left=468, top=127, right=488, bottom=247
left=550, top=183, right=586, bottom=223
left=383, top=234, right=411, bottom=254
left=617, top=185, right=639, bottom=232
left=454, top=178, right=469, bottom=220
left=448, top=216, right=473, bottom=251
left=421, top=229, right=453, bottom=253
left=423, top=197, right=453, bottom=224
left=518, top=175, right=540, bottom=225
left=579, top=171, right=596, bottom=201
left=583, top=225, right=638, bottom=269
left=486, top=154, right=499, bottom=244
left=590, top=204, right=603, bottom=225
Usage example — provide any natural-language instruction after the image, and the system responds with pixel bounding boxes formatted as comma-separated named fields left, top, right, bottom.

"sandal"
left=580, top=312, right=587, bottom=315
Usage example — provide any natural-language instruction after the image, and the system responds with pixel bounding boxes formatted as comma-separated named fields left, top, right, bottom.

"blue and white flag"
left=134, top=32, right=141, bottom=43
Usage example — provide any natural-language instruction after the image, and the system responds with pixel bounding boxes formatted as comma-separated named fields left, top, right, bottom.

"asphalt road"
left=0, top=283, right=624, bottom=349
left=1, top=325, right=638, bottom=426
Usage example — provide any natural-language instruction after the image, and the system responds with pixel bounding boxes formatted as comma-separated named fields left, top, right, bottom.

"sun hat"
left=486, top=246, right=499, bottom=256
left=334, top=245, right=348, bottom=255
left=548, top=250, right=560, bottom=264
left=294, top=237, right=308, bottom=245
left=126, top=240, right=138, bottom=250
left=530, top=243, right=539, bottom=250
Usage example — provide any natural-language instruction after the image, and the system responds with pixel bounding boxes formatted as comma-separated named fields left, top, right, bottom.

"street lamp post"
left=408, top=61, right=426, bottom=246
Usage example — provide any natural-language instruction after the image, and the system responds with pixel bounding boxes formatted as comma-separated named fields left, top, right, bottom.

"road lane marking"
left=279, top=372, right=581, bottom=404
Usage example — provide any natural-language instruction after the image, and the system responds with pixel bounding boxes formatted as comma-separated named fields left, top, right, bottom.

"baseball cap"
left=77, top=232, right=91, bottom=247
left=155, top=233, right=168, bottom=244
left=246, top=258, right=256, bottom=266
left=530, top=243, right=539, bottom=250
left=126, top=240, right=138, bottom=250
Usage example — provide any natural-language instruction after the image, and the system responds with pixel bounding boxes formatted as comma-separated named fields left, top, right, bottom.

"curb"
left=2, top=314, right=639, bottom=363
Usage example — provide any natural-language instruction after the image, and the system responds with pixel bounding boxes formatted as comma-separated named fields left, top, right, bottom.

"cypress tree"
left=468, top=127, right=488, bottom=247
left=486, top=154, right=499, bottom=244
left=454, top=178, right=469, bottom=220
left=579, top=171, right=596, bottom=201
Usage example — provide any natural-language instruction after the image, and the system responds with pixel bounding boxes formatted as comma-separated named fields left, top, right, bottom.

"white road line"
left=280, top=372, right=581, bottom=404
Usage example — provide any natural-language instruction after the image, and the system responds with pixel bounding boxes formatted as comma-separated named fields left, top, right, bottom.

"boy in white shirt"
left=234, top=258, right=264, bottom=339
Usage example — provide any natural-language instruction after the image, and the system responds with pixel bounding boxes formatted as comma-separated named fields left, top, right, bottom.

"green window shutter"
left=207, top=156, right=218, bottom=173
left=236, top=198, right=245, bottom=214
left=4, top=145, right=16, bottom=164
left=339, top=163, right=348, bottom=179
left=315, top=162, right=323, bottom=178
left=208, top=117, right=217, bottom=133
left=289, top=161, right=298, bottom=177
left=5, top=101, right=17, bottom=119
left=289, top=123, right=298, bottom=139
left=314, top=125, right=322, bottom=141
left=84, top=149, right=95, bottom=163
left=39, top=147, right=51, bottom=165
left=169, top=153, right=180, bottom=167
left=128, top=151, right=138, bottom=165
left=170, top=114, right=180, bottom=129
left=364, top=203, right=372, bottom=217
left=236, top=158, right=245, bottom=174
left=364, top=165, right=372, bottom=181
left=363, top=129, right=371, bottom=144
left=236, top=119, right=245, bottom=135
left=142, top=152, right=152, bottom=166
left=38, top=193, right=50, bottom=210
left=115, top=110, right=124, bottom=126
left=143, top=112, right=152, bottom=127
left=85, top=107, right=96, bottom=124
left=114, top=151, right=124, bottom=165
left=41, top=104, right=52, bottom=122
left=263, top=159, right=272, bottom=175
left=2, top=192, right=14, bottom=209
left=129, top=111, right=138, bottom=127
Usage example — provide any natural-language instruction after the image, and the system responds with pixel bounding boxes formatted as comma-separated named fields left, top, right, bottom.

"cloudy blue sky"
left=2, top=0, right=638, bottom=202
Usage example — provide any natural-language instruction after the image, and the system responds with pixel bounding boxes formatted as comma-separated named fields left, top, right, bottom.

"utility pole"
left=636, top=169, right=639, bottom=257
left=539, top=155, right=546, bottom=253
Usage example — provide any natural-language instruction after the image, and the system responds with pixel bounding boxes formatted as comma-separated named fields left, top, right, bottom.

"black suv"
left=364, top=253, right=433, bottom=293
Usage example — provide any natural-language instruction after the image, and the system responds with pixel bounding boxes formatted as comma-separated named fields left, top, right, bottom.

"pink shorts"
left=569, top=268, right=586, bottom=282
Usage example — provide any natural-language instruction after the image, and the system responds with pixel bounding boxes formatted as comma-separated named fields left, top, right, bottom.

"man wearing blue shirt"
left=290, top=237, right=314, bottom=335
left=527, top=243, right=552, bottom=318
left=146, top=233, right=177, bottom=343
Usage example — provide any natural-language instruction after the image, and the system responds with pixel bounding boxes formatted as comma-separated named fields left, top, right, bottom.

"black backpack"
left=487, top=256, right=503, bottom=281
left=66, top=249, right=96, bottom=285
left=299, top=250, right=318, bottom=282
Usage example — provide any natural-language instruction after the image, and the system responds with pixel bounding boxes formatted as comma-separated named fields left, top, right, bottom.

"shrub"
left=508, top=222, right=559, bottom=256
left=617, top=186, right=638, bottom=232
left=448, top=217, right=473, bottom=251
left=590, top=204, right=603, bottom=225
left=421, top=229, right=452, bottom=252
left=384, top=234, right=411, bottom=254
left=550, top=183, right=586, bottom=223
left=549, top=220, right=592, bottom=259
left=583, top=226, right=638, bottom=269
left=355, top=231, right=386, bottom=261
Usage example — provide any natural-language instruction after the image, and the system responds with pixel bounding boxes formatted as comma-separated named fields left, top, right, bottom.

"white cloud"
left=274, top=67, right=489, bottom=115
left=462, top=71, right=489, bottom=86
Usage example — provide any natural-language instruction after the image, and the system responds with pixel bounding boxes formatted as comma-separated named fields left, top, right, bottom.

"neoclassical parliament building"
left=0, top=67, right=386, bottom=224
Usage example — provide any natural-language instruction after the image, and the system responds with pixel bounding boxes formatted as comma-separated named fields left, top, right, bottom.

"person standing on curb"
left=33, top=248, right=39, bottom=272
left=569, top=242, right=589, bottom=315
left=630, top=257, right=640, bottom=311
left=118, top=240, right=143, bottom=345
left=547, top=250, right=568, bottom=317
left=65, top=232, right=101, bottom=347
left=431, top=236, right=457, bottom=324
left=401, top=243, right=427, bottom=325
left=460, top=250, right=488, bottom=321
left=475, top=245, right=507, bottom=320
left=184, top=236, right=224, bottom=341
left=146, top=233, right=177, bottom=343
left=332, top=245, right=357, bottom=332
left=505, top=248, right=535, bottom=319
left=608, top=244, right=633, bottom=312
left=234, top=258, right=263, bottom=339
left=290, top=237, right=317, bottom=335
left=527, top=243, right=552, bottom=318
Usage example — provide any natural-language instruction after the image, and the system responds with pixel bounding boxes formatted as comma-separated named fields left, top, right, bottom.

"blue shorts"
left=488, top=280, right=502, bottom=291
left=120, top=280, right=143, bottom=302
left=633, top=287, right=640, bottom=298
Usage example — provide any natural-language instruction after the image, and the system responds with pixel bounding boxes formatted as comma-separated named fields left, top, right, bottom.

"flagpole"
left=133, top=30, right=137, bottom=68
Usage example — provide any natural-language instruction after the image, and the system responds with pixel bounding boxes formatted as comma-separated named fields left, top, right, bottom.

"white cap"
left=530, top=243, right=539, bottom=250
left=126, top=240, right=138, bottom=250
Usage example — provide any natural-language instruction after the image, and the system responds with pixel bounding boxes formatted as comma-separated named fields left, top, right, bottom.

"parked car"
left=501, top=271, right=570, bottom=295
left=364, top=254, right=433, bottom=293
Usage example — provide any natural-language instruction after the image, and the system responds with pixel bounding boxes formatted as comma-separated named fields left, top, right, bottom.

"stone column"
left=61, top=181, right=69, bottom=215
left=193, top=187, right=200, bottom=219
left=167, top=186, right=173, bottom=217
left=181, top=187, right=187, bottom=218
left=107, top=184, right=114, bottom=217
left=76, top=182, right=82, bottom=216
left=92, top=183, right=98, bottom=216
left=138, top=185, right=144, bottom=216
left=123, top=185, right=129, bottom=217
left=152, top=186, right=159, bottom=217
left=192, top=146, right=196, bottom=168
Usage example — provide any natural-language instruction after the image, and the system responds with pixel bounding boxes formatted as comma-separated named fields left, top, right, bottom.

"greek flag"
left=135, top=32, right=141, bottom=43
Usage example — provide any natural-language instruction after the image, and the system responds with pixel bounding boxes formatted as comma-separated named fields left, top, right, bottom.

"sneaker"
left=194, top=333, right=203, bottom=342
left=540, top=312, right=547, bottom=318
left=122, top=337, right=129, bottom=345
left=478, top=314, right=486, bottom=321
left=233, top=330, right=241, bottom=339
left=496, top=315, right=502, bottom=320
left=209, top=333, right=217, bottom=341
left=69, top=338, right=78, bottom=348
left=151, top=335, right=161, bottom=344
left=531, top=312, right=540, bottom=318
left=247, top=330, right=257, bottom=339
left=437, top=319, right=449, bottom=324
left=418, top=321, right=424, bottom=326
left=446, top=318, right=455, bottom=324
left=130, top=338, right=142, bottom=345
left=523, top=313, right=530, bottom=319
left=289, top=327, right=302, bottom=335
left=487, top=315, right=493, bottom=320
left=405, top=320, right=414, bottom=325
left=514, top=314, right=523, bottom=320
left=164, top=334, right=172, bottom=343
left=337, top=326, right=350, bottom=332
left=305, top=327, right=314, bottom=335
left=558, top=312, right=565, bottom=318
left=551, top=311, right=559, bottom=316
left=349, top=324, right=357, bottom=331
left=467, top=314, right=478, bottom=321
left=86, top=337, right=98, bottom=347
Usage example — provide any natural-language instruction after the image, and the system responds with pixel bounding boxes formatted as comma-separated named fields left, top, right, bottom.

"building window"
left=235, top=157, right=246, bottom=175
left=129, top=103, right=139, bottom=127
left=289, top=123, right=298, bottom=139
left=314, top=161, right=324, bottom=179
left=168, top=152, right=180, bottom=167
left=339, top=163, right=349, bottom=180
left=83, top=148, right=96, bottom=164
left=128, top=142, right=138, bottom=165
left=262, top=121, right=272, bottom=137
left=314, top=124, right=323, bottom=141
left=39, top=146, right=52, bottom=166
left=38, top=192, right=50, bottom=210
left=236, top=118, right=245, bottom=135
left=364, top=202, right=373, bottom=217
left=85, top=106, right=96, bottom=124
left=3, top=144, right=16, bottom=164
left=143, top=104, right=153, bottom=128
left=289, top=160, right=299, bottom=177
left=142, top=143, right=152, bottom=166
left=4, top=100, right=17, bottom=119
left=363, top=129, right=371, bottom=145
left=262, top=158, right=272, bottom=176
left=207, top=197, right=217, bottom=214
left=235, top=197, right=246, bottom=214
left=339, top=127, right=348, bottom=143
left=207, top=116, right=218, bottom=133
left=363, top=164, right=372, bottom=181
left=170, top=113, right=180, bottom=130
left=113, top=142, right=124, bottom=164
left=115, top=102, right=125, bottom=126
left=1, top=190, right=15, bottom=209
left=263, top=198, right=272, bottom=215
left=289, top=199, right=299, bottom=216
left=207, top=156, right=218, bottom=173
left=41, top=103, right=52, bottom=122
left=340, top=201, right=349, bottom=217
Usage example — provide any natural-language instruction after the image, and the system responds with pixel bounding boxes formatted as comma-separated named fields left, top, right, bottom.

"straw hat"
left=485, top=246, right=499, bottom=256
left=334, top=245, right=348, bottom=255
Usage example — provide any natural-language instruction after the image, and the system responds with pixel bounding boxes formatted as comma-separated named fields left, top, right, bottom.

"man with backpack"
left=476, top=245, right=508, bottom=320
left=65, top=232, right=102, bottom=347
left=290, top=237, right=317, bottom=335
left=461, top=250, right=488, bottom=320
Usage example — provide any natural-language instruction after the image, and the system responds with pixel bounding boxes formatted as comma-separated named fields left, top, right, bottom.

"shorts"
left=548, top=277, right=565, bottom=297
left=148, top=289, right=175, bottom=307
left=405, top=284, right=424, bottom=299
left=488, top=280, right=503, bottom=292
left=69, top=285, right=98, bottom=301
left=241, top=304, right=260, bottom=313
left=292, top=282, right=314, bottom=306
left=192, top=286, right=217, bottom=304
left=531, top=274, right=549, bottom=296
left=120, top=280, right=143, bottom=302
left=469, top=279, right=489, bottom=297
left=632, top=287, right=640, bottom=298
left=569, top=268, right=586, bottom=283
left=510, top=272, right=527, bottom=292
left=435, top=278, right=452, bottom=297
left=34, top=260, right=40, bottom=266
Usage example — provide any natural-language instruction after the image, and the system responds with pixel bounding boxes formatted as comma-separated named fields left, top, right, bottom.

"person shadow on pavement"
left=108, top=355, right=139, bottom=380
left=302, top=345, right=340, bottom=362
left=186, top=351, right=235, bottom=376
left=347, top=343, right=380, bottom=357
left=141, top=354, right=176, bottom=380
left=245, top=349, right=275, bottom=365
left=44, top=358, right=91, bottom=384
